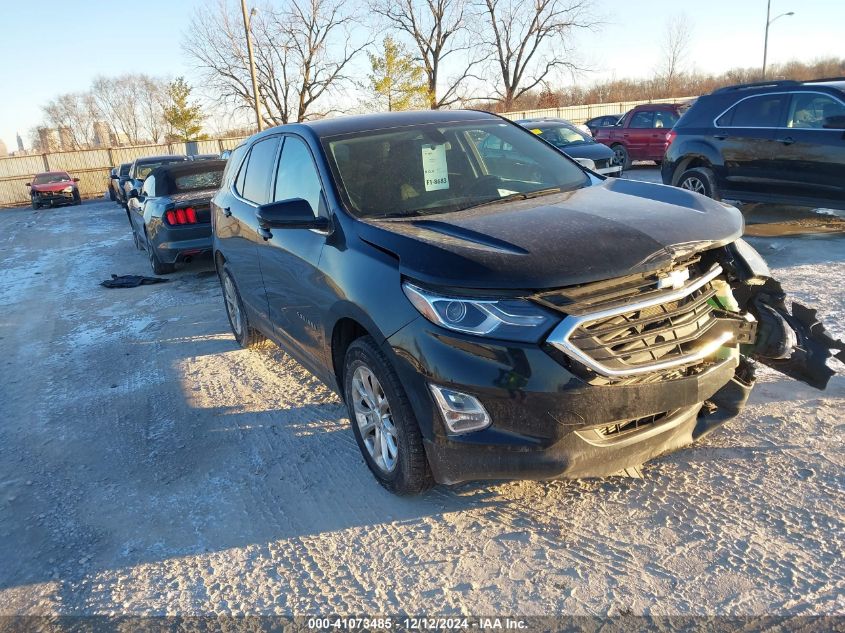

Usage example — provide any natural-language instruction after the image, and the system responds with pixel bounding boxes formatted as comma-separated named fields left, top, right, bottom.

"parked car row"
left=101, top=153, right=228, bottom=274
left=578, top=78, right=845, bottom=211
left=662, top=78, right=845, bottom=211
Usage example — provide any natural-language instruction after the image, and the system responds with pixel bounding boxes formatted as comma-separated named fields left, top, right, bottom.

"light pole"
left=762, top=0, right=794, bottom=79
left=241, top=0, right=262, bottom=131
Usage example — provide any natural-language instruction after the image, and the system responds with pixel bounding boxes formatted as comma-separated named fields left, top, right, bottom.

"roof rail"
left=805, top=76, right=845, bottom=83
left=713, top=80, right=799, bottom=94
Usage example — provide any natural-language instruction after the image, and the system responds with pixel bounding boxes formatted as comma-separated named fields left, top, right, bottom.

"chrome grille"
left=546, top=265, right=732, bottom=377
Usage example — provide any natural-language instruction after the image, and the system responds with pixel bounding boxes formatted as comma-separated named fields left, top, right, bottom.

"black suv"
left=662, top=78, right=845, bottom=210
left=212, top=110, right=842, bottom=494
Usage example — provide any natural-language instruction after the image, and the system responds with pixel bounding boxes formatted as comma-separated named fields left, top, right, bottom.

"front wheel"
left=343, top=336, right=433, bottom=495
left=678, top=166, right=720, bottom=200
left=73, top=191, right=81, bottom=205
left=31, top=197, right=40, bottom=210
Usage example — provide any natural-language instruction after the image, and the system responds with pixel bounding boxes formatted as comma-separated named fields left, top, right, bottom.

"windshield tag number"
left=422, top=144, right=449, bottom=192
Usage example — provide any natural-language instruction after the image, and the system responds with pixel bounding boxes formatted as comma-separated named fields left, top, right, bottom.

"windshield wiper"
left=459, top=187, right=562, bottom=212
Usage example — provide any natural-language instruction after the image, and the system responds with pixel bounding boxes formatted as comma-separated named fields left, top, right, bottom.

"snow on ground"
left=0, top=197, right=842, bottom=617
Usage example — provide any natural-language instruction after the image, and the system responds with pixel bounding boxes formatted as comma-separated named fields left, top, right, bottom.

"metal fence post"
left=42, top=154, right=50, bottom=171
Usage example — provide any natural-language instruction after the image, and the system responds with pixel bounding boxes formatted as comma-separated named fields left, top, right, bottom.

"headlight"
left=62, top=186, right=74, bottom=192
left=574, top=157, right=596, bottom=170
left=402, top=282, right=556, bottom=342
left=732, top=238, right=770, bottom=280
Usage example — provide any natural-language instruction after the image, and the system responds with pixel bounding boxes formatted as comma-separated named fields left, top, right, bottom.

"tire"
left=109, top=186, right=116, bottom=202
left=132, top=227, right=144, bottom=251
left=31, top=198, right=40, bottom=210
left=343, top=336, right=434, bottom=495
left=220, top=264, right=267, bottom=348
left=611, top=144, right=631, bottom=170
left=146, top=231, right=176, bottom=275
left=73, top=190, right=81, bottom=205
left=677, top=166, right=720, bottom=201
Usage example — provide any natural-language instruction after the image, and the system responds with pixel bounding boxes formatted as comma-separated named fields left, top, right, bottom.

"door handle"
left=223, top=207, right=232, bottom=217
left=713, top=134, right=727, bottom=140
left=775, top=137, right=795, bottom=145
left=258, top=227, right=272, bottom=241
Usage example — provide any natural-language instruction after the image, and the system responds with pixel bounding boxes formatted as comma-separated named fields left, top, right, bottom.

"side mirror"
left=25, top=183, right=31, bottom=187
left=822, top=115, right=845, bottom=130
left=73, top=177, right=80, bottom=182
left=256, top=198, right=329, bottom=233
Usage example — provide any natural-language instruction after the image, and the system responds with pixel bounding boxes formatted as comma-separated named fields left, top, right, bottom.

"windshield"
left=323, top=120, right=588, bottom=219
left=525, top=123, right=594, bottom=147
left=32, top=172, right=70, bottom=184
left=136, top=159, right=184, bottom=180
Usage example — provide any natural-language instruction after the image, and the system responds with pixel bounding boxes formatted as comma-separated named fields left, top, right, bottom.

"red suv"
left=593, top=104, right=683, bottom=169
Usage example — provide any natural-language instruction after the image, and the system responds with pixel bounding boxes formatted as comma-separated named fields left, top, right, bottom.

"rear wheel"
left=611, top=144, right=631, bottom=170
left=132, top=226, right=143, bottom=250
left=146, top=231, right=176, bottom=275
left=220, top=264, right=266, bottom=348
left=343, top=336, right=433, bottom=495
left=678, top=166, right=720, bottom=200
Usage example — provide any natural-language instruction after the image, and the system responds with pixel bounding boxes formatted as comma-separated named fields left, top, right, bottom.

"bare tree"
left=184, top=0, right=367, bottom=126
left=657, top=14, right=693, bottom=94
left=91, top=75, right=145, bottom=145
left=371, top=0, right=481, bottom=108
left=41, top=93, right=98, bottom=149
left=478, top=0, right=595, bottom=111
left=136, top=75, right=171, bottom=143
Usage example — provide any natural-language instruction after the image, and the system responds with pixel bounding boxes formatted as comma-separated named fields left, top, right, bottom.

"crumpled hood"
left=32, top=181, right=74, bottom=192
left=356, top=178, right=743, bottom=290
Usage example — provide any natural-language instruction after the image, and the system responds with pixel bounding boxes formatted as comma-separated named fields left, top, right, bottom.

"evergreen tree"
left=368, top=37, right=430, bottom=111
left=163, top=77, right=205, bottom=141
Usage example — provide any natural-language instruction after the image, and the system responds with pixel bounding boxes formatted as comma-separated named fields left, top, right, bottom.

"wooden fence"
left=0, top=137, right=248, bottom=208
left=499, top=95, right=695, bottom=122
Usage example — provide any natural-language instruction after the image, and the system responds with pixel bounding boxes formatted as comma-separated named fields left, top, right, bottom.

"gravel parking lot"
left=0, top=178, right=843, bottom=616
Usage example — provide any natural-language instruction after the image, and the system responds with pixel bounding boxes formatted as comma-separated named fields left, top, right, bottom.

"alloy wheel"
left=612, top=146, right=626, bottom=166
left=681, top=176, right=707, bottom=195
left=222, top=275, right=243, bottom=337
left=352, top=366, right=398, bottom=473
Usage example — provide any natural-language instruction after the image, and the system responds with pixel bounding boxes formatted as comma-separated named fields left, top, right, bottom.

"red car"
left=593, top=104, right=683, bottom=169
left=26, top=171, right=81, bottom=209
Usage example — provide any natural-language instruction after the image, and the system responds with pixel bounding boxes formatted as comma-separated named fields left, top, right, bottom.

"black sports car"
left=127, top=160, right=226, bottom=274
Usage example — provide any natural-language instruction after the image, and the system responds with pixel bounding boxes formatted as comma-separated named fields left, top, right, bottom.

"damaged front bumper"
left=386, top=238, right=842, bottom=485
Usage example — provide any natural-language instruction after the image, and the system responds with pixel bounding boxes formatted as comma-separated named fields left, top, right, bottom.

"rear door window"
left=629, top=111, right=655, bottom=128
left=238, top=137, right=280, bottom=204
left=654, top=110, right=679, bottom=128
left=716, top=94, right=788, bottom=127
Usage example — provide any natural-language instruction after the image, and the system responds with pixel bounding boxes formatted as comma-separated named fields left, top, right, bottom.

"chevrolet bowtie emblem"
left=657, top=267, right=690, bottom=290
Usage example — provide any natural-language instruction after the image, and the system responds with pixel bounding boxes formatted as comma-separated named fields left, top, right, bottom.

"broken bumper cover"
left=151, top=224, right=212, bottom=264
left=386, top=317, right=749, bottom=485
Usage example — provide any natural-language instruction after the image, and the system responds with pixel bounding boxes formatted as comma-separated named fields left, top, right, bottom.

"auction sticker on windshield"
left=422, top=143, right=449, bottom=191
